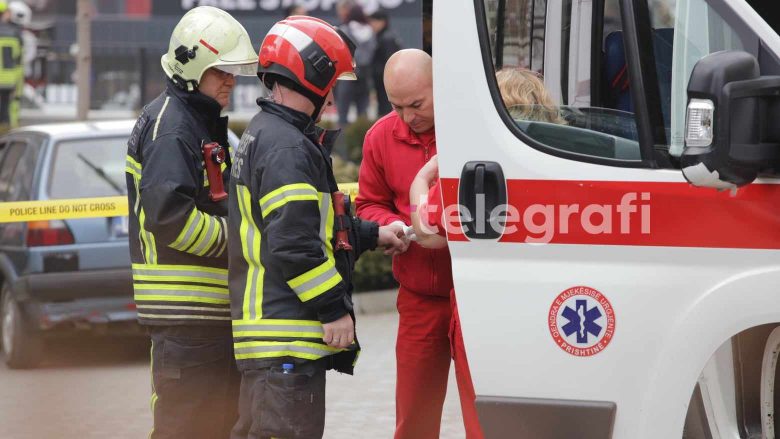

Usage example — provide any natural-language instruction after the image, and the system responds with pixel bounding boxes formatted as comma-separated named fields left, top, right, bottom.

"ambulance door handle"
left=459, top=161, right=506, bottom=239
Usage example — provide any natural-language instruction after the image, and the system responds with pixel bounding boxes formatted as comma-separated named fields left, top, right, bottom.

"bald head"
left=384, top=49, right=433, bottom=93
left=383, top=49, right=435, bottom=133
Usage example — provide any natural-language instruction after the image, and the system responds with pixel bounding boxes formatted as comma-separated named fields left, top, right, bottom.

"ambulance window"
left=482, top=0, right=643, bottom=163
left=664, top=0, right=747, bottom=156
left=480, top=0, right=765, bottom=166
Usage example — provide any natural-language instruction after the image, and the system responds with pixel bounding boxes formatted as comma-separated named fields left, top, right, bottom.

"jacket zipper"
left=424, top=145, right=430, bottom=161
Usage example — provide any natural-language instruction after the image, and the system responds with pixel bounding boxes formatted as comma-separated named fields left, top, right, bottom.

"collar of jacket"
left=258, top=99, right=331, bottom=145
left=166, top=79, right=224, bottom=131
left=391, top=113, right=435, bottom=147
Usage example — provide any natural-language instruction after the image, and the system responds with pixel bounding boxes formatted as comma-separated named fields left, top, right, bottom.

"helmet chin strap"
left=269, top=77, right=326, bottom=120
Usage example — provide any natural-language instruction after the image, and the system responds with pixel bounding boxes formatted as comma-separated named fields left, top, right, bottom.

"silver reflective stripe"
left=171, top=210, right=202, bottom=251
left=205, top=217, right=227, bottom=257
left=190, top=215, right=218, bottom=255
left=135, top=289, right=228, bottom=300
left=234, top=343, right=333, bottom=357
left=214, top=235, right=227, bottom=258
left=137, top=304, right=230, bottom=313
left=319, top=192, right=330, bottom=255
left=266, top=23, right=313, bottom=52
left=153, top=96, right=170, bottom=141
left=290, top=265, right=339, bottom=298
left=132, top=267, right=227, bottom=283
left=238, top=185, right=261, bottom=321
left=126, top=158, right=141, bottom=175
left=138, top=313, right=231, bottom=321
left=234, top=324, right=324, bottom=335
left=260, top=188, right=318, bottom=214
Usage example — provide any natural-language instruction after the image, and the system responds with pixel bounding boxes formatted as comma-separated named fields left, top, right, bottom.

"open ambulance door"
left=434, top=0, right=780, bottom=437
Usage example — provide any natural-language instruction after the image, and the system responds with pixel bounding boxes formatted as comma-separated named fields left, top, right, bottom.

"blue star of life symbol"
left=561, top=299, right=603, bottom=344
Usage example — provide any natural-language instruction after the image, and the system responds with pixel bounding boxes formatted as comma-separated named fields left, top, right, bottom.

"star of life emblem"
left=548, top=286, right=616, bottom=357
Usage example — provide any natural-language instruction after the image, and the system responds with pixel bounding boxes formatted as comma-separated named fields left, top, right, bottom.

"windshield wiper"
left=76, top=153, right=124, bottom=195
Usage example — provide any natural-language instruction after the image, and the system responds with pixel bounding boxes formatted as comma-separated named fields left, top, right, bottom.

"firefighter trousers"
left=231, top=359, right=327, bottom=439
left=394, top=286, right=484, bottom=439
left=149, top=325, right=240, bottom=439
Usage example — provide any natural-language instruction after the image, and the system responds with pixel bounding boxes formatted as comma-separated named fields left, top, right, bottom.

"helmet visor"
left=338, top=72, right=357, bottom=81
left=215, top=62, right=258, bottom=77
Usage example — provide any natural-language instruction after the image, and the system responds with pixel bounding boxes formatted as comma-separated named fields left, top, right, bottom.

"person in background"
left=367, top=10, right=402, bottom=117
left=283, top=4, right=307, bottom=17
left=496, top=67, right=566, bottom=124
left=125, top=7, right=257, bottom=438
left=0, top=0, right=22, bottom=129
left=334, top=0, right=374, bottom=127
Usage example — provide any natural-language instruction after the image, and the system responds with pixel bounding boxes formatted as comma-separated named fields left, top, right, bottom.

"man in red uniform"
left=409, top=155, right=483, bottom=439
left=356, top=49, right=482, bottom=438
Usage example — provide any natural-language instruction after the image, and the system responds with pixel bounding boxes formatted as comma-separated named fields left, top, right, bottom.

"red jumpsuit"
left=356, top=113, right=483, bottom=439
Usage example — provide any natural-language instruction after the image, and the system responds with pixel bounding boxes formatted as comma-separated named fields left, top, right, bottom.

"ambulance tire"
left=1, top=284, right=43, bottom=369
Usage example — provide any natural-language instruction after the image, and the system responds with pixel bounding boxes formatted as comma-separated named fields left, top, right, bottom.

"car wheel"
left=1, top=285, right=43, bottom=369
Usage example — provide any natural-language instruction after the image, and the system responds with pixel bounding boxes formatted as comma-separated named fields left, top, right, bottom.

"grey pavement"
left=0, top=310, right=466, bottom=439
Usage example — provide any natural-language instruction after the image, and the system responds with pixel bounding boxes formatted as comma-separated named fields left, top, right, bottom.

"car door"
left=0, top=136, right=41, bottom=269
left=435, top=0, right=780, bottom=437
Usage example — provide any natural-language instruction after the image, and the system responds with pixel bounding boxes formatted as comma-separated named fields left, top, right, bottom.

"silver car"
left=0, top=120, right=238, bottom=368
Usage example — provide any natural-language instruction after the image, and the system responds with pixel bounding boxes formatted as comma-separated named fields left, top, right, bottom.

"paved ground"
left=0, top=312, right=465, bottom=439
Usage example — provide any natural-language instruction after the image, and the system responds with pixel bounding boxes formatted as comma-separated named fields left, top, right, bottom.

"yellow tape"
left=0, top=183, right=360, bottom=223
left=0, top=196, right=129, bottom=223
left=339, top=182, right=359, bottom=200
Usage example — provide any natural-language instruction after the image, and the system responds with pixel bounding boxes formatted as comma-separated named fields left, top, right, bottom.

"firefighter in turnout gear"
left=228, top=16, right=408, bottom=439
left=0, top=1, right=22, bottom=129
left=124, top=6, right=257, bottom=439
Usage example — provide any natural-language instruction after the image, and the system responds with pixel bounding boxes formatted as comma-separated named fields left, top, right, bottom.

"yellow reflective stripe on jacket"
left=134, top=283, right=229, bottom=304
left=169, top=209, right=204, bottom=251
left=125, top=155, right=142, bottom=179
left=237, top=185, right=264, bottom=320
left=232, top=319, right=324, bottom=339
left=188, top=213, right=218, bottom=256
left=287, top=259, right=342, bottom=302
left=233, top=340, right=343, bottom=361
left=128, top=165, right=157, bottom=264
left=205, top=217, right=228, bottom=258
left=168, top=209, right=225, bottom=257
left=131, top=263, right=228, bottom=286
left=259, top=183, right=318, bottom=218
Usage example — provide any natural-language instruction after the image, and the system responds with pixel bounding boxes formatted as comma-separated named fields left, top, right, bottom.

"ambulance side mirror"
left=681, top=50, right=780, bottom=189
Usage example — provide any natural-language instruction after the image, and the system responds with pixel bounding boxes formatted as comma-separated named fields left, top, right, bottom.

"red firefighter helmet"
left=257, top=16, right=356, bottom=105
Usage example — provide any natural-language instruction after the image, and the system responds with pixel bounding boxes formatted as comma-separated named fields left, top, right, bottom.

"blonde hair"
left=496, top=68, right=565, bottom=124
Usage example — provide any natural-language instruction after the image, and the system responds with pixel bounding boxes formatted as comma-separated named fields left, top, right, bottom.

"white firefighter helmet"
left=161, top=6, right=257, bottom=91
left=7, top=1, right=31, bottom=27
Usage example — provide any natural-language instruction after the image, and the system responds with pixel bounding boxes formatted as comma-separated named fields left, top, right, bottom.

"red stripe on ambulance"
left=439, top=178, right=780, bottom=249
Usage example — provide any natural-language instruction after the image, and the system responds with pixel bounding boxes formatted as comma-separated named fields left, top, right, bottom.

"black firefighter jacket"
left=228, top=100, right=378, bottom=374
left=126, top=81, right=231, bottom=326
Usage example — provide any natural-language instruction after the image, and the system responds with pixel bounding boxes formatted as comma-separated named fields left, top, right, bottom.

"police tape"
left=0, top=184, right=361, bottom=223
left=0, top=196, right=129, bottom=223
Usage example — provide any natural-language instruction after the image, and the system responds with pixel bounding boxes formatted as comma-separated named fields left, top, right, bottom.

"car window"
left=49, top=136, right=127, bottom=199
left=0, top=143, right=26, bottom=201
left=7, top=141, right=41, bottom=202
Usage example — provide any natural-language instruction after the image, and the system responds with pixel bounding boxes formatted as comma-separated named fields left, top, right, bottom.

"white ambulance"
left=435, top=0, right=780, bottom=437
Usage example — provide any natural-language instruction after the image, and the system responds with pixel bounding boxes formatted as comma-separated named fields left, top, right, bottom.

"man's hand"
left=379, top=221, right=410, bottom=255
left=322, top=313, right=354, bottom=349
